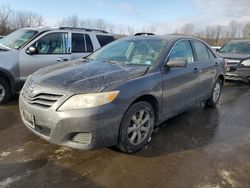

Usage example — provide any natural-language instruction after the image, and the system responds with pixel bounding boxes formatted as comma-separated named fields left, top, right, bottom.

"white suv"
left=0, top=27, right=115, bottom=103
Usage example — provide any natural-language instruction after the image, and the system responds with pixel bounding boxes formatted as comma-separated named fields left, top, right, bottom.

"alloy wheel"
left=0, top=83, right=6, bottom=102
left=212, top=82, right=221, bottom=103
left=127, top=108, right=152, bottom=145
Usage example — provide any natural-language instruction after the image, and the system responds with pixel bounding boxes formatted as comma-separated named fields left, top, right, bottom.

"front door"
left=19, top=31, right=71, bottom=81
left=162, top=40, right=200, bottom=118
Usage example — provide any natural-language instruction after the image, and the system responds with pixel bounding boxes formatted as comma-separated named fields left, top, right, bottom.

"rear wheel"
left=117, top=101, right=155, bottom=153
left=205, top=79, right=222, bottom=107
left=0, top=78, right=11, bottom=104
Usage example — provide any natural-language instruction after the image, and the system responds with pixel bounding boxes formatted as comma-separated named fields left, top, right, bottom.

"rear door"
left=191, top=40, right=217, bottom=100
left=71, top=33, right=94, bottom=60
left=19, top=31, right=71, bottom=81
left=162, top=40, right=200, bottom=118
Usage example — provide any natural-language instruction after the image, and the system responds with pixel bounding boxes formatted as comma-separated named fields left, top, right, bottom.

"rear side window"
left=85, top=34, right=93, bottom=52
left=207, top=48, right=216, bottom=59
left=192, top=40, right=209, bottom=61
left=71, top=33, right=93, bottom=53
left=72, top=33, right=85, bottom=53
left=96, top=35, right=115, bottom=47
left=169, top=40, right=194, bottom=64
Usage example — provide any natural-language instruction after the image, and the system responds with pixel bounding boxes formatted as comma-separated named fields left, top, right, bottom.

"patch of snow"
left=0, top=176, right=22, bottom=188
left=0, top=151, right=11, bottom=157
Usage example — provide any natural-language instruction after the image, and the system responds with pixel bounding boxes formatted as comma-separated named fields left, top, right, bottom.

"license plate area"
left=23, top=110, right=35, bottom=129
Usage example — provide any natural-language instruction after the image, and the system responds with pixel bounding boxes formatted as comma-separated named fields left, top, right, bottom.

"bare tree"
left=59, top=15, right=80, bottom=27
left=10, top=11, right=44, bottom=29
left=141, top=25, right=156, bottom=33
left=229, top=20, right=240, bottom=39
left=243, top=22, right=250, bottom=39
left=0, top=5, right=12, bottom=35
left=180, top=23, right=194, bottom=35
left=127, top=26, right=135, bottom=35
left=94, top=19, right=108, bottom=30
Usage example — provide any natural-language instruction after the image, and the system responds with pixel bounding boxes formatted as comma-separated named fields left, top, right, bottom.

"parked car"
left=19, top=35, right=225, bottom=153
left=217, top=40, right=250, bottom=84
left=0, top=27, right=115, bottom=104
left=211, top=46, right=221, bottom=51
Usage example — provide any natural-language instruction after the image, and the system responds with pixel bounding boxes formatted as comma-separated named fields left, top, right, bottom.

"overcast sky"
left=0, top=0, right=249, bottom=34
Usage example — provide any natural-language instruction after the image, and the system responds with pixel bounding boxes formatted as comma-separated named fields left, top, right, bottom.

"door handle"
left=193, top=68, right=199, bottom=73
left=57, top=58, right=68, bottom=62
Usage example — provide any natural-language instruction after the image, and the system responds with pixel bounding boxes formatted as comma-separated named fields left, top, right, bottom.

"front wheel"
left=0, top=78, right=11, bottom=104
left=117, top=101, right=155, bottom=153
left=205, top=79, right=222, bottom=107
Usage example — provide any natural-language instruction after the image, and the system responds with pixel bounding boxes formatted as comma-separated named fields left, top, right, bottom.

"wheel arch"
left=0, top=68, right=13, bottom=89
left=217, top=74, right=225, bottom=86
left=128, top=94, right=160, bottom=124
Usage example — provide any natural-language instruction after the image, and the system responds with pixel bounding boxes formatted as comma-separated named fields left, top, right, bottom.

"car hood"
left=218, top=52, right=250, bottom=60
left=31, top=59, right=149, bottom=93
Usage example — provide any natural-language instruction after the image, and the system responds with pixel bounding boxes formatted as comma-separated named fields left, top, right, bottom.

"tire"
left=117, top=101, right=155, bottom=153
left=0, top=78, right=11, bottom=104
left=205, top=79, right=222, bottom=107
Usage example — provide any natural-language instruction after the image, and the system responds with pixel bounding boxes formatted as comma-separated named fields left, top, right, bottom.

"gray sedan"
left=19, top=35, right=225, bottom=153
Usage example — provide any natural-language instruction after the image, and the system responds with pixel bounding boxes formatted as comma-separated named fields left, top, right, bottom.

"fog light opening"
left=71, top=133, right=92, bottom=144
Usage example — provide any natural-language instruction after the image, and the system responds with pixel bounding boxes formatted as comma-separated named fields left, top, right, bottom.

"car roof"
left=124, top=34, right=203, bottom=43
left=20, top=27, right=113, bottom=35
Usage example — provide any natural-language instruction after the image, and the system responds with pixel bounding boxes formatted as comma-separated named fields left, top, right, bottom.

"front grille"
left=228, top=66, right=237, bottom=72
left=22, top=89, right=63, bottom=109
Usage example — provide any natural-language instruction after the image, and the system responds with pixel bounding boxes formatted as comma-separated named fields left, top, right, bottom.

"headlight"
left=58, top=91, right=119, bottom=111
left=241, top=59, right=250, bottom=66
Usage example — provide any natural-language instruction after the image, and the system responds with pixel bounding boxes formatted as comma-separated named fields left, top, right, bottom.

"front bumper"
left=19, top=90, right=124, bottom=150
left=226, top=67, right=250, bottom=83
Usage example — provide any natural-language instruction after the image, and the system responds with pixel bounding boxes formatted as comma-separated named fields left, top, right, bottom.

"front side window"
left=208, top=48, right=216, bottom=59
left=192, top=40, right=210, bottom=61
left=169, top=40, right=194, bottom=64
left=0, top=29, right=38, bottom=49
left=34, top=33, right=68, bottom=54
left=89, top=39, right=168, bottom=66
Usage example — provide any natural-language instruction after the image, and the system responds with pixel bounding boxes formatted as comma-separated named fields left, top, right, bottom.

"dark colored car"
left=218, top=40, right=250, bottom=84
left=19, top=35, right=225, bottom=153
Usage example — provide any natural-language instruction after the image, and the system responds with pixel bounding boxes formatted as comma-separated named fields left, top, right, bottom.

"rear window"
left=96, top=35, right=115, bottom=47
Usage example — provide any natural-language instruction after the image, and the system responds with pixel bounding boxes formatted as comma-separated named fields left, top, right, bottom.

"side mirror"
left=26, top=46, right=38, bottom=55
left=166, top=58, right=187, bottom=68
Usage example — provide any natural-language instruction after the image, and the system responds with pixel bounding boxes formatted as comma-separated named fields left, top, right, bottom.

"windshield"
left=219, top=41, right=250, bottom=54
left=0, top=29, right=38, bottom=50
left=89, top=38, right=168, bottom=66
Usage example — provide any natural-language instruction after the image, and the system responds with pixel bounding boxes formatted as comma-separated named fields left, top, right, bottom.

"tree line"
left=175, top=21, right=250, bottom=46
left=0, top=6, right=44, bottom=35
left=1, top=5, right=250, bottom=46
